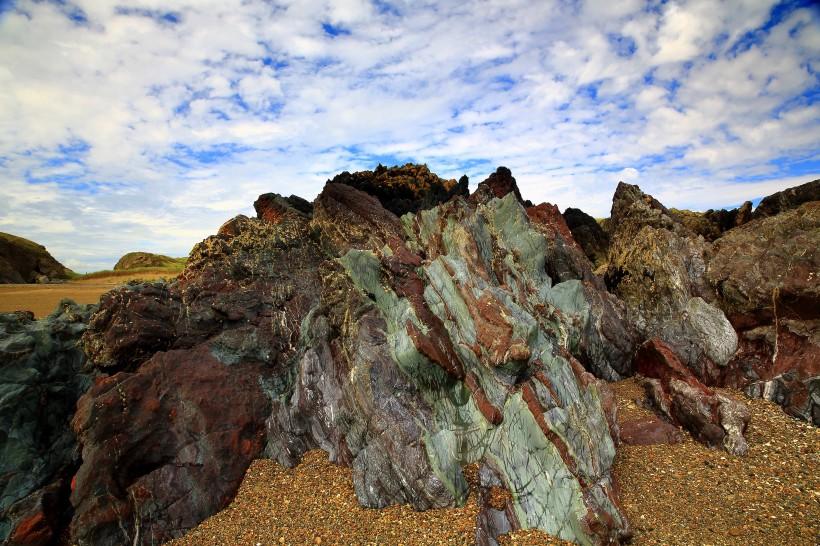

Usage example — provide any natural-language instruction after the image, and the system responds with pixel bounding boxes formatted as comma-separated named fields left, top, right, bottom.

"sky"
left=0, top=0, right=818, bottom=272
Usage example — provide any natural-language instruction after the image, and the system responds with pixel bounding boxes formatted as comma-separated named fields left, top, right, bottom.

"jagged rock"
left=0, top=301, right=94, bottom=544
left=67, top=166, right=635, bottom=544
left=707, top=202, right=820, bottom=424
left=469, top=166, right=526, bottom=206
left=619, top=416, right=684, bottom=446
left=752, top=178, right=819, bottom=220
left=634, top=339, right=750, bottom=455
left=526, top=203, right=602, bottom=288
left=253, top=193, right=313, bottom=223
left=563, top=207, right=610, bottom=268
left=70, top=345, right=271, bottom=545
left=267, top=180, right=630, bottom=544
left=113, top=252, right=185, bottom=271
left=605, top=182, right=736, bottom=383
left=327, top=163, right=468, bottom=216
left=0, top=232, right=72, bottom=284
left=73, top=209, right=324, bottom=545
left=707, top=202, right=819, bottom=327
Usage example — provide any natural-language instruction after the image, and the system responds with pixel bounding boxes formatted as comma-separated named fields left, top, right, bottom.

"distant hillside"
left=0, top=232, right=72, bottom=283
left=113, top=252, right=187, bottom=271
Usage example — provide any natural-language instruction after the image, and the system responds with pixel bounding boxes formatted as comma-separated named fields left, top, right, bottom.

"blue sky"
left=0, top=0, right=818, bottom=272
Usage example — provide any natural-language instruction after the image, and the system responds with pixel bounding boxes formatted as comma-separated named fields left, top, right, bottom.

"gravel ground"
left=169, top=379, right=818, bottom=545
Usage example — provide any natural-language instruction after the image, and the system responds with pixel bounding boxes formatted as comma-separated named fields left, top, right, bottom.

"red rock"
left=619, top=417, right=685, bottom=445
left=635, top=339, right=750, bottom=455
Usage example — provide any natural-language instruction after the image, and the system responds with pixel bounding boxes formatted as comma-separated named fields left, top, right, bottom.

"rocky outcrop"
left=327, top=163, right=469, bottom=216
left=0, top=232, right=71, bottom=284
left=605, top=182, right=736, bottom=383
left=469, top=166, right=526, bottom=206
left=73, top=205, right=324, bottom=545
left=113, top=252, right=185, bottom=271
left=752, top=178, right=819, bottom=220
left=634, top=339, right=750, bottom=455
left=526, top=203, right=602, bottom=288
left=73, top=167, right=631, bottom=545
left=618, top=416, right=684, bottom=446
left=563, top=207, right=610, bottom=268
left=0, top=301, right=94, bottom=545
left=708, top=202, right=819, bottom=424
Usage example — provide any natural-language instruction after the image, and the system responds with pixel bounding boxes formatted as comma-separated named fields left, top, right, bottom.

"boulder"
left=618, top=416, right=685, bottom=446
left=563, top=207, right=610, bottom=268
left=0, top=232, right=71, bottom=284
left=634, top=339, right=750, bottom=455
left=0, top=301, right=94, bottom=544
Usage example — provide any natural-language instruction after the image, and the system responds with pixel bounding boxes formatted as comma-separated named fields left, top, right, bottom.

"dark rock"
left=752, top=178, right=819, bottom=220
left=634, top=339, right=750, bottom=455
left=526, top=203, right=603, bottom=289
left=253, top=193, right=313, bottom=224
left=707, top=202, right=819, bottom=327
left=563, top=207, right=610, bottom=268
left=0, top=232, right=72, bottom=284
left=326, top=163, right=468, bottom=216
left=619, top=416, right=685, bottom=445
left=69, top=345, right=271, bottom=546
left=469, top=167, right=524, bottom=205
left=706, top=202, right=819, bottom=424
left=605, top=183, right=736, bottom=383
left=0, top=301, right=94, bottom=544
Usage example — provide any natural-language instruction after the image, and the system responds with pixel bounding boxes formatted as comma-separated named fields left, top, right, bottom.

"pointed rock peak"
left=325, top=163, right=469, bottom=217
left=609, top=181, right=687, bottom=237
left=470, top=166, right=526, bottom=205
left=253, top=193, right=313, bottom=224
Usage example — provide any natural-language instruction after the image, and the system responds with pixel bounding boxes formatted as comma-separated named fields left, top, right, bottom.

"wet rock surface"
left=0, top=301, right=94, bottom=544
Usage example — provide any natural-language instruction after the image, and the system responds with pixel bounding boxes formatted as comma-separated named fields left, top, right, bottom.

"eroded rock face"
left=605, top=183, right=736, bottom=383
left=0, top=302, right=94, bottom=544
left=72, top=167, right=633, bottom=545
left=634, top=339, right=750, bottom=455
left=73, top=208, right=324, bottom=545
left=267, top=179, right=631, bottom=544
left=707, top=202, right=820, bottom=424
left=563, top=207, right=610, bottom=268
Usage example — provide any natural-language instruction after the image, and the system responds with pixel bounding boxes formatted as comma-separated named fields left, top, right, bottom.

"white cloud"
left=0, top=0, right=817, bottom=271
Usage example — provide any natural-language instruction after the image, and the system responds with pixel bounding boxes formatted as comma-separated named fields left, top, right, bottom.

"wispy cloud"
left=0, top=0, right=818, bottom=271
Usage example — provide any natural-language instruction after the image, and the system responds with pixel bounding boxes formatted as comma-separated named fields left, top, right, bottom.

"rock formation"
left=0, top=301, right=94, bottom=545
left=604, top=182, right=737, bottom=383
left=708, top=202, right=819, bottom=424
left=563, top=207, right=610, bottom=268
left=0, top=232, right=72, bottom=284
left=326, top=163, right=469, bottom=216
left=634, top=339, right=750, bottom=455
left=751, top=178, right=819, bottom=220
left=113, top=252, right=186, bottom=271
left=71, top=167, right=632, bottom=545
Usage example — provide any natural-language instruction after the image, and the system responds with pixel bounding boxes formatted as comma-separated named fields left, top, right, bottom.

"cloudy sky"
left=0, top=0, right=818, bottom=271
